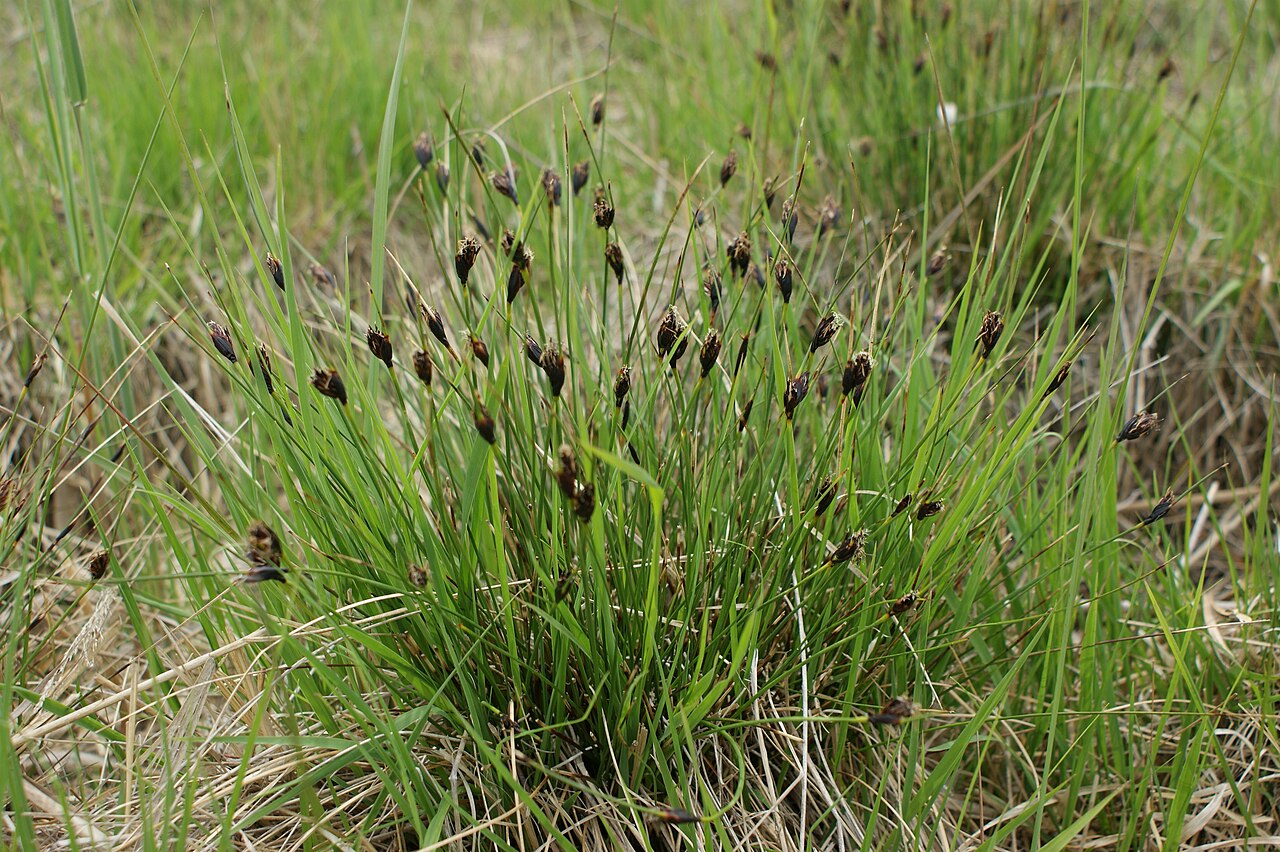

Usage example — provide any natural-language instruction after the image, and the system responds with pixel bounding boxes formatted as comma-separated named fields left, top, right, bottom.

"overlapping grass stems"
left=2, top=0, right=1276, bottom=848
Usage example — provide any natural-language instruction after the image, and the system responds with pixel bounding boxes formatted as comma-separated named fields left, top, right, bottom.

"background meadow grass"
left=1, top=0, right=1278, bottom=849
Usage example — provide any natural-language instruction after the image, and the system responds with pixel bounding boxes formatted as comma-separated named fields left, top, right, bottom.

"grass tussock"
left=1, top=0, right=1278, bottom=849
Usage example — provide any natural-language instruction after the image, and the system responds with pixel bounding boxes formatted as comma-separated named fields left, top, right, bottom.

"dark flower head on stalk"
left=976, top=310, right=1004, bottom=359
left=491, top=167, right=519, bottom=205
left=435, top=161, right=450, bottom=193
left=208, top=322, right=236, bottom=364
left=455, top=237, right=481, bottom=285
left=656, top=307, right=687, bottom=359
left=1117, top=411, right=1160, bottom=443
left=842, top=351, right=873, bottom=396
left=256, top=344, right=275, bottom=394
left=423, top=303, right=450, bottom=350
left=413, top=132, right=434, bottom=169
left=412, top=349, right=433, bottom=386
left=720, top=150, right=738, bottom=187
left=470, top=335, right=490, bottom=369
left=540, top=342, right=566, bottom=397
left=727, top=230, right=751, bottom=278
left=590, top=93, right=605, bottom=126
left=310, top=368, right=347, bottom=405
left=473, top=401, right=496, bottom=445
left=571, top=160, right=590, bottom=196
left=524, top=334, right=543, bottom=365
left=699, top=329, right=722, bottom=379
left=774, top=258, right=793, bottom=303
left=593, top=194, right=615, bottom=229
left=366, top=326, right=393, bottom=370
left=783, top=372, right=810, bottom=419
left=614, top=366, right=631, bottom=408
left=541, top=168, right=562, bottom=206
left=810, top=312, right=844, bottom=353
left=868, top=697, right=915, bottom=726
left=605, top=242, right=625, bottom=285
left=264, top=252, right=284, bottom=289
left=703, top=267, right=722, bottom=312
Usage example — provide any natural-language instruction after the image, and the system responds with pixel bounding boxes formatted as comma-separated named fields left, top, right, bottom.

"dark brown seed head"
left=976, top=311, right=1004, bottom=359
left=589, top=93, right=605, bottom=126
left=412, top=349, right=433, bottom=386
left=423, top=304, right=450, bottom=349
left=734, top=332, right=751, bottom=376
left=843, top=351, right=873, bottom=396
left=413, top=132, right=434, bottom=169
left=556, top=445, right=578, bottom=500
left=256, top=344, right=275, bottom=394
left=814, top=475, right=836, bottom=516
left=868, top=696, right=914, bottom=726
left=892, top=493, right=913, bottom=517
left=541, top=168, right=562, bottom=206
left=728, top=230, right=752, bottom=278
left=501, top=228, right=516, bottom=256
left=310, top=368, right=348, bottom=405
left=762, top=176, right=778, bottom=209
left=1157, top=58, right=1175, bottom=82
left=470, top=138, right=487, bottom=168
left=573, top=482, right=595, bottom=522
left=246, top=520, right=282, bottom=568
left=473, top=402, right=496, bottom=445
left=571, top=160, right=590, bottom=196
left=703, top=267, right=722, bottom=311
left=244, top=563, right=288, bottom=584
left=783, top=371, right=811, bottom=419
left=654, top=805, right=701, bottom=825
left=720, top=150, right=738, bottom=187
left=507, top=264, right=527, bottom=304
left=593, top=195, right=615, bottom=229
left=693, top=205, right=709, bottom=227
left=890, top=591, right=919, bottom=615
left=605, top=242, right=625, bottom=285
left=265, top=252, right=284, bottom=289
left=781, top=197, right=798, bottom=242
left=774, top=259, right=793, bottom=303
left=754, top=50, right=777, bottom=71
left=736, top=122, right=752, bottom=140
left=366, top=326, right=393, bottom=370
left=23, top=352, right=47, bottom=389
left=491, top=168, right=519, bottom=205
left=435, top=161, right=450, bottom=193
left=524, top=334, right=543, bottom=365
left=540, top=342, right=566, bottom=397
left=699, top=329, right=722, bottom=379
left=470, top=335, right=490, bottom=369
left=1140, top=489, right=1177, bottom=526
left=87, top=549, right=111, bottom=581
left=831, top=529, right=867, bottom=563
left=810, top=312, right=844, bottom=353
left=208, top=322, right=236, bottom=364
left=818, top=196, right=842, bottom=238
left=308, top=261, right=336, bottom=289
left=656, top=307, right=687, bottom=359
left=916, top=500, right=944, bottom=520
left=455, top=237, right=481, bottom=285
left=1045, top=360, right=1072, bottom=397
left=614, top=366, right=631, bottom=408
left=1118, top=411, right=1161, bottom=443
left=407, top=563, right=428, bottom=588
left=748, top=261, right=765, bottom=289
left=926, top=248, right=950, bottom=276
left=738, top=397, right=754, bottom=432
